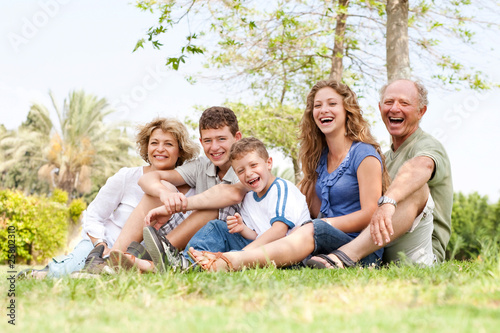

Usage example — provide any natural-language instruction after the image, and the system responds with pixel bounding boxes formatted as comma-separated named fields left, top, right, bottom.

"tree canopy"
left=0, top=90, right=139, bottom=199
left=133, top=0, right=499, bottom=181
left=135, top=0, right=499, bottom=100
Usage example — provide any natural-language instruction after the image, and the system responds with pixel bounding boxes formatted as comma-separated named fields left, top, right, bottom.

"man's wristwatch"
left=378, top=196, right=397, bottom=208
left=92, top=238, right=108, bottom=248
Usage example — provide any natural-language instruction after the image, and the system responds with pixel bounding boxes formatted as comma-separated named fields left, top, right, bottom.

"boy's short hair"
left=229, top=137, right=269, bottom=162
left=199, top=106, right=239, bottom=136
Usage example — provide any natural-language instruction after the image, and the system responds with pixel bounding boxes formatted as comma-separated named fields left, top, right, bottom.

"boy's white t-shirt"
left=239, top=177, right=311, bottom=237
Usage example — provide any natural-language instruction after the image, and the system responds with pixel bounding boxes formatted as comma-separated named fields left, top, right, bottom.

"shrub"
left=447, top=192, right=499, bottom=260
left=51, top=188, right=69, bottom=204
left=69, top=198, right=87, bottom=223
left=0, top=189, right=70, bottom=264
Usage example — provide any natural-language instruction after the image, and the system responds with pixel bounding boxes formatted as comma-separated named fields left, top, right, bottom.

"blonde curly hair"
left=297, top=80, right=390, bottom=208
left=136, top=118, right=199, bottom=167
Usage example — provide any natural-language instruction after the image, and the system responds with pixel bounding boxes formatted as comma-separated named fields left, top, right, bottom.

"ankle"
left=224, top=253, right=238, bottom=270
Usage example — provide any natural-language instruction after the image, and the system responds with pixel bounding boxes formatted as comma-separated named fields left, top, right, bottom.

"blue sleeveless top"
left=315, top=141, right=384, bottom=260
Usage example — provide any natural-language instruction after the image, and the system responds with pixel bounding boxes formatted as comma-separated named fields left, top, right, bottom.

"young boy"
left=143, top=137, right=311, bottom=272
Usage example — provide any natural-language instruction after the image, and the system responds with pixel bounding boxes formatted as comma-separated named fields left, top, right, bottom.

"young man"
left=89, top=107, right=246, bottom=272
left=143, top=137, right=311, bottom=272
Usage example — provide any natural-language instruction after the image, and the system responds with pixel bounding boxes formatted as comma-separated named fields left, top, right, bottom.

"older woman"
left=19, top=118, right=199, bottom=278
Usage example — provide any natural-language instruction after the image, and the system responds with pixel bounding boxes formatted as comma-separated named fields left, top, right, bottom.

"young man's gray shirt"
left=176, top=156, right=240, bottom=220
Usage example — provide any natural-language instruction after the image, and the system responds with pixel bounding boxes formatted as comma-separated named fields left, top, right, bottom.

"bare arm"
left=325, top=156, right=382, bottom=233
left=185, top=182, right=248, bottom=211
left=138, top=169, right=186, bottom=197
left=370, top=155, right=435, bottom=245
left=138, top=170, right=193, bottom=214
left=384, top=156, right=434, bottom=204
left=243, top=221, right=289, bottom=250
left=303, top=184, right=321, bottom=219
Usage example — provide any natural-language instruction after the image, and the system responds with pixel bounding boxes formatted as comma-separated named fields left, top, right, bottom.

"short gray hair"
left=379, top=79, right=428, bottom=110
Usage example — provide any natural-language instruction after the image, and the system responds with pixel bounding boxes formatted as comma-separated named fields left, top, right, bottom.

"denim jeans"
left=309, top=219, right=381, bottom=267
left=183, top=219, right=253, bottom=263
left=47, top=239, right=94, bottom=277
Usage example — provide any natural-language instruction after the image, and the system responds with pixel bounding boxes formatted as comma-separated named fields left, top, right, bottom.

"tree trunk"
left=292, top=157, right=301, bottom=184
left=386, top=0, right=410, bottom=80
left=329, top=0, right=350, bottom=82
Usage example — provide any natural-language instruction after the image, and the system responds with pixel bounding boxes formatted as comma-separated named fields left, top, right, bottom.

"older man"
left=320, top=79, right=453, bottom=266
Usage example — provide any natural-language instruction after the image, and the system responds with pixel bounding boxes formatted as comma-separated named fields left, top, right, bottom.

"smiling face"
left=232, top=151, right=274, bottom=197
left=312, top=87, right=347, bottom=137
left=147, top=128, right=180, bottom=171
left=379, top=80, right=427, bottom=150
left=200, top=125, right=242, bottom=172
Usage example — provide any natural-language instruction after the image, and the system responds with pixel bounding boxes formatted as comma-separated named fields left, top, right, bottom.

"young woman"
left=19, top=118, right=199, bottom=278
left=189, top=80, right=390, bottom=271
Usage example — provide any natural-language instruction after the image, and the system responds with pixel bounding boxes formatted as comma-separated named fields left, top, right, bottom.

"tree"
left=136, top=0, right=499, bottom=93
left=330, top=0, right=350, bottom=81
left=0, top=90, right=138, bottom=198
left=134, top=0, right=499, bottom=177
left=386, top=0, right=410, bottom=80
left=0, top=115, right=51, bottom=194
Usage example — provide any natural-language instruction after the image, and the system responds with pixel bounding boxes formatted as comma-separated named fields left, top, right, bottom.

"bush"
left=51, top=188, right=69, bottom=204
left=0, top=189, right=85, bottom=264
left=447, top=192, right=500, bottom=260
left=69, top=198, right=87, bottom=223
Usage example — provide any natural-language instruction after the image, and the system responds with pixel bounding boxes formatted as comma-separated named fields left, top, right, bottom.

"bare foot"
left=134, top=257, right=155, bottom=273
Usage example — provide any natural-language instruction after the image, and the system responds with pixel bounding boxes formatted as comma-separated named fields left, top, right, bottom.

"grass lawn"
left=1, top=259, right=499, bottom=333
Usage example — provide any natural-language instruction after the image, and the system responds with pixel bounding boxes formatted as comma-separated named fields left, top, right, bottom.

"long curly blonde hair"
left=297, top=80, right=390, bottom=207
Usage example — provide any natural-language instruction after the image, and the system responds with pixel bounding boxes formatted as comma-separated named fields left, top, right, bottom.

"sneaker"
left=143, top=226, right=192, bottom=273
left=81, top=245, right=109, bottom=274
left=16, top=265, right=49, bottom=280
left=126, top=241, right=153, bottom=261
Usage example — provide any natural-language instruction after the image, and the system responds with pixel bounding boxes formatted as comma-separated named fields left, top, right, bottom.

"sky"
left=1, top=0, right=499, bottom=202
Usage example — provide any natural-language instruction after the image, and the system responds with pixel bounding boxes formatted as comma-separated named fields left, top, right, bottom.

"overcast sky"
left=1, top=0, right=499, bottom=202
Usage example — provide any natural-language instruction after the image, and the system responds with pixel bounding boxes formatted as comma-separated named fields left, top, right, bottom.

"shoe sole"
left=70, top=272, right=102, bottom=279
left=143, top=227, right=166, bottom=273
left=109, top=251, right=136, bottom=271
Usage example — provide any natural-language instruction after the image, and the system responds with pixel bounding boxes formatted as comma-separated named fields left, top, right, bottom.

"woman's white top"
left=81, top=166, right=146, bottom=247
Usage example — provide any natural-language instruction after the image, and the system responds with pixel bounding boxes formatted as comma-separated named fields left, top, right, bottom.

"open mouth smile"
left=319, top=117, right=334, bottom=124
left=248, top=176, right=260, bottom=187
left=389, top=117, right=404, bottom=124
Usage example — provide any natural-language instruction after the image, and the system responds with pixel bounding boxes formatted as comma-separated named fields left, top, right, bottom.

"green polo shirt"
left=385, top=128, right=453, bottom=262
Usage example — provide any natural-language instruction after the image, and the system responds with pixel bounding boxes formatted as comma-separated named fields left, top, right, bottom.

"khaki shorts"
left=383, top=194, right=436, bottom=266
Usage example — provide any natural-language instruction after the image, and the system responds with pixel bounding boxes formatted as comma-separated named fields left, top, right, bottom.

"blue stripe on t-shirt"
left=275, top=179, right=281, bottom=217
left=277, top=178, right=288, bottom=218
